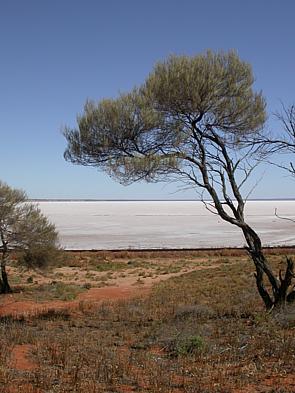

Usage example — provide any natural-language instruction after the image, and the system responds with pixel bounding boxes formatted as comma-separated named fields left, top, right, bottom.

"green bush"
left=19, top=246, right=61, bottom=269
left=167, top=334, right=206, bottom=357
left=176, top=334, right=205, bottom=356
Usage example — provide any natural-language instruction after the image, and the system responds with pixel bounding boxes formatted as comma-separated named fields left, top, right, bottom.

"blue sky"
left=0, top=0, right=294, bottom=199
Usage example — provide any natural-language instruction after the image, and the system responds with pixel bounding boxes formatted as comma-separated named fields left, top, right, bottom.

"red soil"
left=4, top=284, right=149, bottom=393
left=2, top=259, right=294, bottom=392
left=0, top=285, right=149, bottom=318
left=10, top=344, right=37, bottom=371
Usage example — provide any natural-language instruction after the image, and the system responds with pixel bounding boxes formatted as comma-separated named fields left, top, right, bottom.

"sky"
left=0, top=0, right=294, bottom=200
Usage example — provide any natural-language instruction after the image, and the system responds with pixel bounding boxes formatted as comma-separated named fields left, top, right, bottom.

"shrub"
left=19, top=246, right=61, bottom=269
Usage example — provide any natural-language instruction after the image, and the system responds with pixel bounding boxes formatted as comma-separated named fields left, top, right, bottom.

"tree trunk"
left=277, top=258, right=295, bottom=307
left=0, top=248, right=12, bottom=294
left=242, top=224, right=294, bottom=310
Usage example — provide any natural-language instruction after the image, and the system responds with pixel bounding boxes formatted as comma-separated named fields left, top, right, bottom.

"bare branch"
left=275, top=208, right=295, bottom=224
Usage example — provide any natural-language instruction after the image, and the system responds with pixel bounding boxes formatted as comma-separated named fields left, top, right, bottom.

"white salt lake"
left=37, top=200, right=295, bottom=250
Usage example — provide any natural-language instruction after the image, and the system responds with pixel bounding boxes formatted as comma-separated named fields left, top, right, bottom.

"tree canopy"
left=0, top=181, right=59, bottom=293
left=64, top=51, right=266, bottom=187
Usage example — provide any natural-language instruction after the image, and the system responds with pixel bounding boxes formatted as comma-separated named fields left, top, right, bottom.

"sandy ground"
left=2, top=250, right=295, bottom=393
left=2, top=258, right=210, bottom=382
left=0, top=263, right=217, bottom=317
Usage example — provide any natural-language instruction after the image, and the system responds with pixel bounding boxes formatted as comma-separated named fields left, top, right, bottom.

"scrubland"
left=0, top=249, right=295, bottom=392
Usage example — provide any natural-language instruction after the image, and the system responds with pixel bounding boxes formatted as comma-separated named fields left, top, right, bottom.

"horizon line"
left=29, top=198, right=295, bottom=202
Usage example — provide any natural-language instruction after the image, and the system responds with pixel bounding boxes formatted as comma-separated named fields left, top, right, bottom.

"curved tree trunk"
left=242, top=224, right=294, bottom=310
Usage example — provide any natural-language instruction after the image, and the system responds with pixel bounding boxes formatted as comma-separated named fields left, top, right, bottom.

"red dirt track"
left=0, top=285, right=149, bottom=317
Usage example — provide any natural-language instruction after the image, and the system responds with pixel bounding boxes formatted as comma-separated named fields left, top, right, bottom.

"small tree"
left=0, top=181, right=59, bottom=293
left=64, top=50, right=294, bottom=310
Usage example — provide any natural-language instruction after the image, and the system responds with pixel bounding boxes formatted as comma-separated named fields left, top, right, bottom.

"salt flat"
left=37, top=200, right=295, bottom=250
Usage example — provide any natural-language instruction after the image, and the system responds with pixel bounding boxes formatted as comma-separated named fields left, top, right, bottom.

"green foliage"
left=64, top=50, right=266, bottom=185
left=19, top=245, right=61, bottom=269
left=174, top=334, right=206, bottom=356
left=144, top=51, right=265, bottom=133
left=0, top=181, right=27, bottom=228
left=0, top=181, right=58, bottom=253
left=0, top=180, right=59, bottom=290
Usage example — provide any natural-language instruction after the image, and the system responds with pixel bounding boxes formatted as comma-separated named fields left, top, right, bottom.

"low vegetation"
left=0, top=181, right=60, bottom=293
left=0, top=250, right=294, bottom=392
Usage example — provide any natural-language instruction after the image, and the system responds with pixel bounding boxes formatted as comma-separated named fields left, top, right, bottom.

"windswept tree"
left=64, top=51, right=295, bottom=310
left=0, top=181, right=59, bottom=293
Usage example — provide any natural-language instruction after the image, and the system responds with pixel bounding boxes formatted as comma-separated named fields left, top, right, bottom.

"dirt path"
left=0, top=285, right=147, bottom=317
left=4, top=268, right=199, bottom=381
left=0, top=264, right=223, bottom=318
